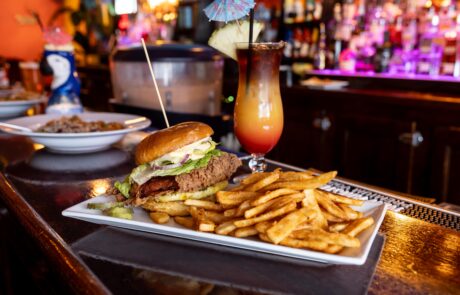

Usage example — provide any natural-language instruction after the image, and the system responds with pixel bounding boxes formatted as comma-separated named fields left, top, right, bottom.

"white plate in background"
left=300, top=79, right=349, bottom=90
left=63, top=196, right=387, bottom=265
left=0, top=112, right=151, bottom=153
left=0, top=98, right=44, bottom=118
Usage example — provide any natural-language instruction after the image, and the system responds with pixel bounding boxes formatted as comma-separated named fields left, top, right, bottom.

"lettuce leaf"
left=114, top=149, right=223, bottom=198
left=114, top=180, right=131, bottom=198
left=130, top=149, right=222, bottom=185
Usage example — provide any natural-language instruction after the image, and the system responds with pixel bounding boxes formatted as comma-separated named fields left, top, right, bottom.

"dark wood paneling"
left=271, top=104, right=336, bottom=171
left=337, top=115, right=413, bottom=193
left=431, top=127, right=460, bottom=204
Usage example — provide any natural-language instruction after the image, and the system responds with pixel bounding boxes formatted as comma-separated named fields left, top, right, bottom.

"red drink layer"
left=234, top=43, right=284, bottom=155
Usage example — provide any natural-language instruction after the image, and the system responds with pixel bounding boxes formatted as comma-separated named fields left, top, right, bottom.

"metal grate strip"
left=321, top=181, right=460, bottom=231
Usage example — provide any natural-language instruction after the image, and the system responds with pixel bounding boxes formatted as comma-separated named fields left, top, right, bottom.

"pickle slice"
left=87, top=202, right=123, bottom=210
left=104, top=207, right=134, bottom=220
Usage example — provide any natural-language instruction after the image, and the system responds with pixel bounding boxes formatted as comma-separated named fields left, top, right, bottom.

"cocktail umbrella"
left=204, top=0, right=255, bottom=23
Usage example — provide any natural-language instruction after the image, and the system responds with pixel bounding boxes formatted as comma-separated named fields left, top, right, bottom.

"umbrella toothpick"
left=235, top=19, right=242, bottom=34
left=141, top=38, right=170, bottom=128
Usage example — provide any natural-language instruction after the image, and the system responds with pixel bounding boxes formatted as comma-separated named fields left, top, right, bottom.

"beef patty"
left=133, top=152, right=241, bottom=202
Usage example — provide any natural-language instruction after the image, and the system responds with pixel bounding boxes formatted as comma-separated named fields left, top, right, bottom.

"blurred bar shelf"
left=308, top=69, right=460, bottom=84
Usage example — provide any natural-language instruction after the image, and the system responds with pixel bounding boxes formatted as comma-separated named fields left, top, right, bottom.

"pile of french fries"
left=144, top=170, right=374, bottom=254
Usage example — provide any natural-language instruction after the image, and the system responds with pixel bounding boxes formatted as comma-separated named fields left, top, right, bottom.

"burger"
left=114, top=122, right=242, bottom=206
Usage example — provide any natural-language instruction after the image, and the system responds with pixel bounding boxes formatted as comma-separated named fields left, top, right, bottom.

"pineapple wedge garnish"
left=208, top=20, right=264, bottom=60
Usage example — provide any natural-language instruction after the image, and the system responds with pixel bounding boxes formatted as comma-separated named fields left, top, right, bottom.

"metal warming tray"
left=110, top=43, right=224, bottom=116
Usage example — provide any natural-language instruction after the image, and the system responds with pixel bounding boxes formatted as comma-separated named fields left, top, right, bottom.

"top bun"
left=135, top=121, right=214, bottom=165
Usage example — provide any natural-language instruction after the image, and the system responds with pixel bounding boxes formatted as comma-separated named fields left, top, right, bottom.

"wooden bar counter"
left=0, top=134, right=459, bottom=294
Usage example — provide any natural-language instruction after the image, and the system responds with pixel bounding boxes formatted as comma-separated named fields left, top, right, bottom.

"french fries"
left=244, top=172, right=279, bottom=192
left=143, top=170, right=374, bottom=255
left=302, top=190, right=328, bottom=229
left=262, top=171, right=337, bottom=191
left=251, top=188, right=298, bottom=206
left=197, top=220, right=215, bottom=232
left=216, top=191, right=260, bottom=205
left=322, top=191, right=364, bottom=206
left=142, top=201, right=189, bottom=216
left=234, top=201, right=297, bottom=228
left=290, top=229, right=361, bottom=248
left=255, top=220, right=275, bottom=233
left=325, top=217, right=374, bottom=254
left=215, top=220, right=237, bottom=235
left=184, top=199, right=223, bottom=211
left=149, top=212, right=170, bottom=224
left=267, top=208, right=316, bottom=244
left=203, top=211, right=228, bottom=224
left=174, top=216, right=194, bottom=229
left=241, top=172, right=271, bottom=185
left=338, top=203, right=363, bottom=220
left=315, top=190, right=348, bottom=220
left=234, top=226, right=258, bottom=238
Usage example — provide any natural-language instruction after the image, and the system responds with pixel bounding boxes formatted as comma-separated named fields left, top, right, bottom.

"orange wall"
left=0, top=0, right=63, bottom=61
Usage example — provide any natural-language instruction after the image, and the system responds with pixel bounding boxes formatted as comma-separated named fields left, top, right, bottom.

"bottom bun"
left=153, top=181, right=228, bottom=203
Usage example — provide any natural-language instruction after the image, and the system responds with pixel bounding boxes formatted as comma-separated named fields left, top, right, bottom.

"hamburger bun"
left=135, top=122, right=214, bottom=165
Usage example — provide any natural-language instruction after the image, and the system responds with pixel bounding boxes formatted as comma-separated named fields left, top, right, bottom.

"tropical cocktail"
left=234, top=42, right=284, bottom=172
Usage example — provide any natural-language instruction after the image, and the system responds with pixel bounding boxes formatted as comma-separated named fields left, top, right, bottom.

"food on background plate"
left=36, top=115, right=125, bottom=133
left=0, top=90, right=41, bottom=101
left=110, top=121, right=242, bottom=207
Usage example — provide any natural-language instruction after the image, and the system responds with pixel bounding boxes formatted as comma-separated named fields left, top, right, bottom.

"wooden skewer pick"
left=141, top=38, right=170, bottom=128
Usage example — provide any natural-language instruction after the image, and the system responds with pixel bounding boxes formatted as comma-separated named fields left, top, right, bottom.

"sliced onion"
left=152, top=154, right=190, bottom=170
left=180, top=154, right=190, bottom=164
left=152, top=163, right=182, bottom=170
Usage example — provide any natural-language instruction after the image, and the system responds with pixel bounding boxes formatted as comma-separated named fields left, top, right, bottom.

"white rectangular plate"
left=63, top=196, right=387, bottom=265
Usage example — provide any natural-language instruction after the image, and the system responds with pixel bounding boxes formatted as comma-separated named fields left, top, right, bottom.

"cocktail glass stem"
left=249, top=153, right=267, bottom=172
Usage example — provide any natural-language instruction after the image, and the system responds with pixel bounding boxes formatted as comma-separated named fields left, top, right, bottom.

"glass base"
left=232, top=154, right=267, bottom=184
left=249, top=153, right=266, bottom=173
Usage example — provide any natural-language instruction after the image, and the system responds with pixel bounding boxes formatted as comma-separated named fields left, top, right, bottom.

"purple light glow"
left=309, top=70, right=460, bottom=83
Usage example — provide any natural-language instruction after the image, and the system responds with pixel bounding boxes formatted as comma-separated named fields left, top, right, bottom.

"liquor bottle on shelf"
left=353, top=16, right=374, bottom=72
left=314, top=23, right=327, bottom=70
left=389, top=15, right=403, bottom=50
left=293, top=28, right=303, bottom=58
left=314, top=0, right=323, bottom=21
left=328, top=2, right=343, bottom=69
left=402, top=16, right=417, bottom=51
left=294, top=0, right=305, bottom=23
left=284, top=29, right=294, bottom=58
left=305, top=0, right=315, bottom=22
left=339, top=43, right=357, bottom=72
left=441, top=29, right=457, bottom=75
left=309, top=27, right=319, bottom=59
left=342, top=0, right=356, bottom=23
left=454, top=15, right=460, bottom=77
left=300, top=28, right=311, bottom=58
left=369, top=3, right=386, bottom=47
left=441, top=14, right=460, bottom=76
left=417, top=15, right=443, bottom=75
left=284, top=0, right=296, bottom=24
left=374, top=31, right=392, bottom=73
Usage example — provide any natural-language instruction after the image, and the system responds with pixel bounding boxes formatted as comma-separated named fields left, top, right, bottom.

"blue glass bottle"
left=44, top=47, right=83, bottom=114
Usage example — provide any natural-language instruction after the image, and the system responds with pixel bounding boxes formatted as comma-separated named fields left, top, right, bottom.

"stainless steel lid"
left=112, top=43, right=222, bottom=62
